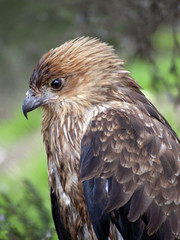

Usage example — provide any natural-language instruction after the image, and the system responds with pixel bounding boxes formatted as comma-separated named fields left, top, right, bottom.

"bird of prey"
left=22, top=37, right=180, bottom=240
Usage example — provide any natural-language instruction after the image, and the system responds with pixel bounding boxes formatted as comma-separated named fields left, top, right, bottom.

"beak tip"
left=22, top=106, right=28, bottom=120
left=25, top=113, right=28, bottom=120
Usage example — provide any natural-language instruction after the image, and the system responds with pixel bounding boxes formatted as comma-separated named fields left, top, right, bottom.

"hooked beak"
left=22, top=90, right=45, bottom=119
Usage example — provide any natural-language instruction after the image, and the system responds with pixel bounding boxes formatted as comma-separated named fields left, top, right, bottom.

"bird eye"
left=50, top=78, right=63, bottom=90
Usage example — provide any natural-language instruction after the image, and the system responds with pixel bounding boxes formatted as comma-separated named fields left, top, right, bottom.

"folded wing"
left=79, top=101, right=180, bottom=240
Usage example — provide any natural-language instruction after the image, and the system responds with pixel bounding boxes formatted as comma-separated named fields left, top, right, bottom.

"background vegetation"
left=0, top=0, right=180, bottom=239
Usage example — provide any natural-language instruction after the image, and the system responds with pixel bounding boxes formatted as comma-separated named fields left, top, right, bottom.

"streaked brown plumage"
left=23, top=37, right=180, bottom=240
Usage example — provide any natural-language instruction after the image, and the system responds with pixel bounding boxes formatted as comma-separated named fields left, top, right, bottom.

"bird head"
left=22, top=37, right=137, bottom=119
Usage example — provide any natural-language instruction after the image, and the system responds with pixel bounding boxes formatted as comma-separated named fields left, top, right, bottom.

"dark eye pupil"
left=51, top=79, right=62, bottom=90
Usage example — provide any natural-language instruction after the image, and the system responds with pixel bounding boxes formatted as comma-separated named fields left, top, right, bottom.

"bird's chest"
left=42, top=119, right=96, bottom=239
left=42, top=110, right=92, bottom=192
left=44, top=120, right=82, bottom=198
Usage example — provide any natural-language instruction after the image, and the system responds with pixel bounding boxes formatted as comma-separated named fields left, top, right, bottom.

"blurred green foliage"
left=0, top=180, right=55, bottom=240
left=0, top=111, right=42, bottom=145
left=129, top=28, right=180, bottom=99
left=0, top=135, right=57, bottom=239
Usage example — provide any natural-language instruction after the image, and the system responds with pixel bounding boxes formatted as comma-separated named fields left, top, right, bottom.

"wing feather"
left=105, top=178, right=132, bottom=211
left=147, top=201, right=166, bottom=235
left=128, top=186, right=153, bottom=222
left=79, top=101, right=180, bottom=238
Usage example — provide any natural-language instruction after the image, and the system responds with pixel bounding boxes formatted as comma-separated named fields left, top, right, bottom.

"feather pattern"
left=79, top=100, right=180, bottom=239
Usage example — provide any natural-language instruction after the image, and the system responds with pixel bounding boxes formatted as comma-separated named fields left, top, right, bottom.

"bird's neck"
left=42, top=104, right=95, bottom=190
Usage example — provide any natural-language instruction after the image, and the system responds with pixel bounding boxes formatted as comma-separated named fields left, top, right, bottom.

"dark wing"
left=79, top=100, right=180, bottom=240
left=83, top=179, right=110, bottom=240
left=50, top=187, right=71, bottom=240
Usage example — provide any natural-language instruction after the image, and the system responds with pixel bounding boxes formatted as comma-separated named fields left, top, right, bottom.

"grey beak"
left=22, top=90, right=43, bottom=119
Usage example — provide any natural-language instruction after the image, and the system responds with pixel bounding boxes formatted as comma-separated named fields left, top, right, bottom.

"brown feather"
left=147, top=201, right=166, bottom=235
left=128, top=186, right=153, bottom=222
left=105, top=178, right=132, bottom=212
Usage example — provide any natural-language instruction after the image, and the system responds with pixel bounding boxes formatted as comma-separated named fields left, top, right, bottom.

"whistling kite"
left=23, top=37, right=180, bottom=240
